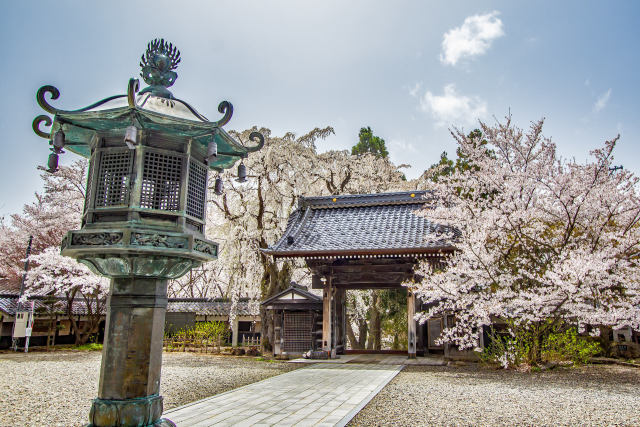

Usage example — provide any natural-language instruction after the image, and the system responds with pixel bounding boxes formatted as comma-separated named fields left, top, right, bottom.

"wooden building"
left=0, top=293, right=259, bottom=349
left=261, top=283, right=323, bottom=357
left=0, top=292, right=104, bottom=348
left=263, top=191, right=457, bottom=358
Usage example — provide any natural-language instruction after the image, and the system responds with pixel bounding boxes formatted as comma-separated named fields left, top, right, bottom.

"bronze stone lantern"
left=32, top=39, right=263, bottom=427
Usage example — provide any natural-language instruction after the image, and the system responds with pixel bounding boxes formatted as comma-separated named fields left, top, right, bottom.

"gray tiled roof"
left=264, top=191, right=456, bottom=258
left=261, top=284, right=322, bottom=306
left=0, top=295, right=253, bottom=317
left=0, top=294, right=103, bottom=317
left=166, top=299, right=253, bottom=316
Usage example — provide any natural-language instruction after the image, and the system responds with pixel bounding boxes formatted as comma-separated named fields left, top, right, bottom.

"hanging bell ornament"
left=53, top=130, right=65, bottom=153
left=47, top=152, right=59, bottom=173
left=124, top=125, right=139, bottom=149
left=237, top=162, right=247, bottom=183
left=214, top=176, right=223, bottom=195
left=207, top=139, right=218, bottom=163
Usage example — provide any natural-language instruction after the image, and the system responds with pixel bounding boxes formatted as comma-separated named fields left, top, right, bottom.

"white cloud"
left=440, top=11, right=504, bottom=66
left=593, top=88, right=612, bottom=112
left=419, top=84, right=487, bottom=127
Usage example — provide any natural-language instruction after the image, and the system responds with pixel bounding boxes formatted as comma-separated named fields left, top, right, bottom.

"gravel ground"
left=3, top=351, right=639, bottom=427
left=0, top=350, right=298, bottom=427
left=349, top=364, right=640, bottom=426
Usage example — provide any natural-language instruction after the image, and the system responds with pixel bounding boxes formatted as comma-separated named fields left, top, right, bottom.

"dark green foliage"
left=544, top=327, right=601, bottom=364
left=352, top=127, right=389, bottom=158
left=481, top=320, right=602, bottom=368
left=164, top=321, right=229, bottom=352
left=427, top=129, right=487, bottom=182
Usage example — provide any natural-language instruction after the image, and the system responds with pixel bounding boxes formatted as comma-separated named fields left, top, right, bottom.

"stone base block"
left=89, top=394, right=174, bottom=427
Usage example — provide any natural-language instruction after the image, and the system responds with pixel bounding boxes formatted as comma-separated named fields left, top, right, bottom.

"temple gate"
left=264, top=191, right=455, bottom=358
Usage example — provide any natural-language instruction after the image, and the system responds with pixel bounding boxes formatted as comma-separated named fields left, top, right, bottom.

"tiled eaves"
left=265, top=191, right=458, bottom=259
left=299, top=190, right=433, bottom=209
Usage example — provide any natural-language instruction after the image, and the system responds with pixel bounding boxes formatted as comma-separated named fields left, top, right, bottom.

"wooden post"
left=407, top=288, right=417, bottom=359
left=335, top=287, right=346, bottom=354
left=322, top=277, right=332, bottom=356
left=273, top=310, right=281, bottom=356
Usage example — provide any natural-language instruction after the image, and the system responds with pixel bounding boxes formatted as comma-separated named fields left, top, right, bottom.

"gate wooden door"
left=283, top=312, right=313, bottom=353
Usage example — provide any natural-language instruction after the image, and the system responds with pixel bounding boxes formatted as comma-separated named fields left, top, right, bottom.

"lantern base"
left=88, top=395, right=175, bottom=427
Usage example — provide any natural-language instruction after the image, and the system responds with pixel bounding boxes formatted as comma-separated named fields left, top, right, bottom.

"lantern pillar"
left=90, top=278, right=170, bottom=426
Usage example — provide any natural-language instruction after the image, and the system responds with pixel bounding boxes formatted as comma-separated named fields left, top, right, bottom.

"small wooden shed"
left=262, top=284, right=323, bottom=356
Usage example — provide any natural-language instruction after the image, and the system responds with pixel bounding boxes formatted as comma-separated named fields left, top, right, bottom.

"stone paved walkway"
left=164, top=363, right=402, bottom=426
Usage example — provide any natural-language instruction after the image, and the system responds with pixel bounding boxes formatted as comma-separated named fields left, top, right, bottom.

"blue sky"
left=1, top=1, right=638, bottom=217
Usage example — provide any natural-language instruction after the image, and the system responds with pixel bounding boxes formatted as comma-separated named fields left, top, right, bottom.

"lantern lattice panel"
left=140, top=151, right=183, bottom=211
left=186, top=160, right=207, bottom=220
left=95, top=150, right=133, bottom=208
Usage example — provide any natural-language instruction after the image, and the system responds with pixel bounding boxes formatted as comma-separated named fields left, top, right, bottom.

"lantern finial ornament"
left=139, top=38, right=181, bottom=99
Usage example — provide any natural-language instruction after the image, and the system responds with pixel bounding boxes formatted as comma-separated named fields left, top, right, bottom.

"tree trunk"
left=367, top=291, right=382, bottom=350
left=367, top=292, right=381, bottom=350
left=260, top=307, right=274, bottom=353
left=259, top=261, right=291, bottom=354
left=66, top=288, right=105, bottom=346
left=358, top=319, right=368, bottom=349
left=597, top=326, right=613, bottom=357
left=345, top=314, right=360, bottom=349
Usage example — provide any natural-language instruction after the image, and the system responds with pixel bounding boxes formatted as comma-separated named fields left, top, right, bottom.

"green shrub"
left=543, top=327, right=601, bottom=364
left=75, top=343, right=103, bottom=351
left=481, top=325, right=531, bottom=368
left=482, top=321, right=601, bottom=369
left=163, top=321, right=228, bottom=352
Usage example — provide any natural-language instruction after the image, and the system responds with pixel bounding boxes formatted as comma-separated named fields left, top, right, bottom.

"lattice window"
left=95, top=150, right=133, bottom=207
left=140, top=151, right=182, bottom=211
left=186, top=160, right=207, bottom=219
left=283, top=312, right=313, bottom=353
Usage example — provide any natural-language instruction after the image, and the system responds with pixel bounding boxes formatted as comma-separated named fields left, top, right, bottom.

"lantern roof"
left=32, top=38, right=263, bottom=171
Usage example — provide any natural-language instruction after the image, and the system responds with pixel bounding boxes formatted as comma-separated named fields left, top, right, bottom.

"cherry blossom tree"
left=412, top=117, right=640, bottom=365
left=206, top=126, right=409, bottom=349
left=25, top=247, right=108, bottom=345
left=0, top=160, right=86, bottom=288
left=0, top=160, right=110, bottom=344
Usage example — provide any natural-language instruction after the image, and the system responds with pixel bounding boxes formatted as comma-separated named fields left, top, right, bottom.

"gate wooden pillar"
left=322, top=277, right=333, bottom=356
left=273, top=310, right=282, bottom=356
left=334, top=287, right=346, bottom=354
left=407, top=288, right=417, bottom=359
